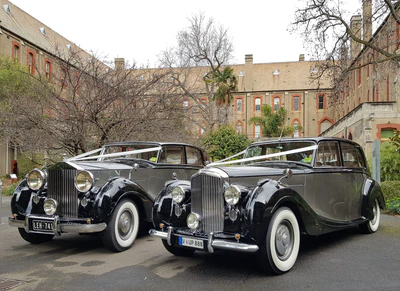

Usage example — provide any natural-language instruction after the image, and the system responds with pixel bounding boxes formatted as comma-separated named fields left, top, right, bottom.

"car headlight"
left=75, top=170, right=94, bottom=192
left=187, top=212, right=201, bottom=230
left=171, top=186, right=185, bottom=203
left=27, top=169, right=46, bottom=191
left=224, top=185, right=241, bottom=205
left=44, top=198, right=58, bottom=215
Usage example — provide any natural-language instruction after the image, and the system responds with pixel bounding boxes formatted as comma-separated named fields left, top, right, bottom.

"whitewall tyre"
left=258, top=207, right=300, bottom=275
left=102, top=199, right=139, bottom=252
left=360, top=199, right=381, bottom=234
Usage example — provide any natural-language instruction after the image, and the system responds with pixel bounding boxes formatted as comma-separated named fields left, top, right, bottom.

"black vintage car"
left=9, top=141, right=208, bottom=252
left=150, top=137, right=385, bottom=274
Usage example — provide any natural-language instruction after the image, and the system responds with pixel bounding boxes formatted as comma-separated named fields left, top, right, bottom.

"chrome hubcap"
left=118, top=210, right=133, bottom=240
left=275, top=221, right=293, bottom=260
left=370, top=202, right=377, bottom=225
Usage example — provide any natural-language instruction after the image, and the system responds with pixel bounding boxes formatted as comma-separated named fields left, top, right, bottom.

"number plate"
left=178, top=236, right=204, bottom=249
left=32, top=220, right=54, bottom=232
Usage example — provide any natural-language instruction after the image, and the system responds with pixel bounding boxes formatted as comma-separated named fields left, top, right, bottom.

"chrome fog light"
left=171, top=186, right=185, bottom=203
left=187, top=212, right=201, bottom=230
left=75, top=170, right=94, bottom=192
left=27, top=169, right=46, bottom=191
left=80, top=197, right=88, bottom=207
left=32, top=194, right=40, bottom=204
left=43, top=198, right=58, bottom=215
left=224, top=185, right=241, bottom=206
left=228, top=209, right=238, bottom=221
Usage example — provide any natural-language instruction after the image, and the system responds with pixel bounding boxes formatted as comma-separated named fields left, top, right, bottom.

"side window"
left=315, top=141, right=341, bottom=167
left=159, top=146, right=184, bottom=164
left=340, top=142, right=365, bottom=168
left=186, top=147, right=204, bottom=166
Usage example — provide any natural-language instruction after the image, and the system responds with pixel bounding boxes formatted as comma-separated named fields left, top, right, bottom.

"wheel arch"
left=95, top=178, right=153, bottom=224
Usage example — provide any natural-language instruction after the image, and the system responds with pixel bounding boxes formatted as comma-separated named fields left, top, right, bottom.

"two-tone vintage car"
left=150, top=137, right=385, bottom=274
left=9, top=141, right=209, bottom=252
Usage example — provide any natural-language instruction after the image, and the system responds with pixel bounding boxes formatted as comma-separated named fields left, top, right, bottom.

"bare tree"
left=1, top=47, right=189, bottom=160
left=290, top=0, right=400, bottom=91
left=158, top=12, right=235, bottom=134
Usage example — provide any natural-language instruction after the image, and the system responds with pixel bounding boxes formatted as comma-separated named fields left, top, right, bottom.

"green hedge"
left=380, top=180, right=400, bottom=214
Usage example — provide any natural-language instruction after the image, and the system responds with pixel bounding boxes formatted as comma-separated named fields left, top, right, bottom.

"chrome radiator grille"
left=191, top=173, right=224, bottom=233
left=47, top=169, right=79, bottom=217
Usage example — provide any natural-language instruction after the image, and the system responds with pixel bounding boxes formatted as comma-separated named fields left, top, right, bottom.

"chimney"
left=363, top=0, right=372, bottom=42
left=244, top=54, right=253, bottom=90
left=114, top=58, right=125, bottom=71
left=299, top=54, right=305, bottom=61
left=350, top=15, right=362, bottom=60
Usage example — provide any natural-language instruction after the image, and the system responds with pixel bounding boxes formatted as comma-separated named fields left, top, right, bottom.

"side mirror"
left=283, top=168, right=293, bottom=179
left=278, top=168, right=293, bottom=184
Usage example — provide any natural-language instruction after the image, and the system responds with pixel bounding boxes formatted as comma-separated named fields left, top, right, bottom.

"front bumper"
left=149, top=227, right=259, bottom=253
left=9, top=215, right=107, bottom=236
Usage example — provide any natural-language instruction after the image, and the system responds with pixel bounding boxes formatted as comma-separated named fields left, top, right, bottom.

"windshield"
left=100, top=144, right=160, bottom=162
left=243, top=141, right=316, bottom=165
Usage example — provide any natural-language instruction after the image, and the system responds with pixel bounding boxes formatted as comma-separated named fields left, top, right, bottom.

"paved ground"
left=1, top=195, right=400, bottom=291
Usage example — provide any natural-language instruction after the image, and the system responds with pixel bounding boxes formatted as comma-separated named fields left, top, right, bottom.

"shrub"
left=380, top=181, right=400, bottom=215
left=380, top=181, right=400, bottom=202
left=386, top=199, right=400, bottom=215
left=380, top=142, right=400, bottom=182
left=1, top=180, right=18, bottom=196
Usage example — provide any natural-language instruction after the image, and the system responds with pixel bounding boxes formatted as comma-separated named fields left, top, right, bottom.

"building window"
left=273, top=97, right=280, bottom=111
left=183, top=100, right=189, bottom=109
left=200, top=126, right=206, bottom=135
left=293, top=121, right=300, bottom=137
left=200, top=98, right=207, bottom=109
left=318, top=94, right=325, bottom=110
left=60, top=68, right=67, bottom=87
left=45, top=60, right=51, bottom=79
left=236, top=121, right=243, bottom=133
left=358, top=64, right=361, bottom=86
left=236, top=98, right=243, bottom=112
left=255, top=98, right=261, bottom=111
left=13, top=45, right=19, bottom=60
left=293, top=96, right=299, bottom=111
left=255, top=124, right=261, bottom=138
left=27, top=52, right=34, bottom=75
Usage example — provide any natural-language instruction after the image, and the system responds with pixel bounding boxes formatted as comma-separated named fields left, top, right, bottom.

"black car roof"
left=104, top=141, right=205, bottom=151
left=249, top=137, right=361, bottom=147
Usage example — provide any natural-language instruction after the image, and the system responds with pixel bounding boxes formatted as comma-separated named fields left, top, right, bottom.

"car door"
left=312, top=141, right=349, bottom=221
left=339, top=141, right=366, bottom=220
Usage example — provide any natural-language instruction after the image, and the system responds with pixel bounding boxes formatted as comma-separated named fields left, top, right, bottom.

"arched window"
left=255, top=124, right=261, bottom=138
left=236, top=98, right=243, bottom=112
left=28, top=52, right=34, bottom=74
left=236, top=121, right=243, bottom=133
left=317, top=94, right=325, bottom=110
left=13, top=45, right=19, bottom=59
left=255, top=97, right=261, bottom=111
left=293, top=120, right=300, bottom=137
left=273, top=97, right=281, bottom=111
left=45, top=59, right=52, bottom=79
left=293, top=96, right=300, bottom=111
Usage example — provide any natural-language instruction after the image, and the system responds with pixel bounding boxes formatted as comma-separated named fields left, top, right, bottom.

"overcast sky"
left=10, top=0, right=311, bottom=67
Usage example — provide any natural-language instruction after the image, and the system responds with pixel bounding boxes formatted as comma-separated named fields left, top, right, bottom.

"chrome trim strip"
left=8, top=217, right=24, bottom=227
left=211, top=239, right=259, bottom=253
left=167, top=226, right=173, bottom=246
left=149, top=228, right=259, bottom=253
left=9, top=216, right=107, bottom=234
left=207, top=232, right=214, bottom=253
left=61, top=223, right=107, bottom=233
left=149, top=229, right=169, bottom=239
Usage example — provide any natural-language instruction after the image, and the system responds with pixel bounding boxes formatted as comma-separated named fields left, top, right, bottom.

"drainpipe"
left=0, top=180, right=2, bottom=224
left=6, top=138, right=9, bottom=175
